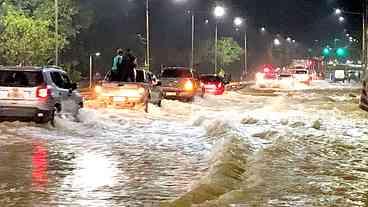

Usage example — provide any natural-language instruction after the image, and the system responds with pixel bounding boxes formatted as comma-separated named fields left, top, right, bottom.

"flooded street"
left=0, top=83, right=368, bottom=207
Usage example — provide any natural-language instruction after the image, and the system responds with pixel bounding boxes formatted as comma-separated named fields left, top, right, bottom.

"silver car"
left=0, top=66, right=83, bottom=125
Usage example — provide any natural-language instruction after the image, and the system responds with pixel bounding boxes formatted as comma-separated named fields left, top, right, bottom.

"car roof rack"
left=43, top=65, right=64, bottom=70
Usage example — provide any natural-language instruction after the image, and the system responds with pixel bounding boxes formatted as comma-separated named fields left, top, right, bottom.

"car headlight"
left=184, top=80, right=194, bottom=91
left=95, top=86, right=103, bottom=94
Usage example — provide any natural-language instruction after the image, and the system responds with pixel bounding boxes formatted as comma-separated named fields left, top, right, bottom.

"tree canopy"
left=0, top=0, right=89, bottom=65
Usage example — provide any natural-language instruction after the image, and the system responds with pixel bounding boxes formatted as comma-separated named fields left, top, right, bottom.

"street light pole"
left=146, top=0, right=150, bottom=71
left=55, top=0, right=59, bottom=66
left=89, top=55, right=93, bottom=88
left=215, top=23, right=218, bottom=74
left=244, top=29, right=247, bottom=80
left=89, top=53, right=101, bottom=88
left=191, top=13, right=195, bottom=69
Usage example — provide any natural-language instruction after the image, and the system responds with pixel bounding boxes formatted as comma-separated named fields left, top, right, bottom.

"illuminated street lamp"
left=233, top=17, right=243, bottom=27
left=89, top=52, right=101, bottom=88
left=234, top=17, right=248, bottom=80
left=335, top=8, right=342, bottom=15
left=213, top=5, right=225, bottom=74
left=55, top=0, right=59, bottom=66
left=274, top=38, right=281, bottom=46
left=260, top=27, right=266, bottom=33
left=338, top=16, right=345, bottom=23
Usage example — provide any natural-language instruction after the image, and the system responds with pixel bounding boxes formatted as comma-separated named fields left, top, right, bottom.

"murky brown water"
left=0, top=83, right=367, bottom=207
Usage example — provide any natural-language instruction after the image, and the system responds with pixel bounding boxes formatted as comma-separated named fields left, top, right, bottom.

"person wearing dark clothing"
left=121, top=49, right=137, bottom=82
left=111, top=49, right=124, bottom=81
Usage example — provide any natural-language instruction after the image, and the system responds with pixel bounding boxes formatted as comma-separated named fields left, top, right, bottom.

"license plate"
left=113, top=96, right=127, bottom=102
left=166, top=92, right=176, bottom=96
left=8, top=89, right=24, bottom=98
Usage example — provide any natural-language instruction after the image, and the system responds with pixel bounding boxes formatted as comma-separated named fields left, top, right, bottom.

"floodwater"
left=0, top=82, right=367, bottom=207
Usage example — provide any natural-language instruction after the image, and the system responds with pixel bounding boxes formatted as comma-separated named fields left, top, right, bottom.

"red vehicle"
left=200, top=75, right=225, bottom=95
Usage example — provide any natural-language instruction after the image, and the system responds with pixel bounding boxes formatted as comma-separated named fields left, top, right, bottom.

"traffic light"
left=336, top=47, right=348, bottom=58
left=322, top=47, right=331, bottom=57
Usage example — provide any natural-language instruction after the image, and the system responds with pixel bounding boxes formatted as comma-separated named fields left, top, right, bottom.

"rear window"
left=279, top=74, right=292, bottom=78
left=162, top=69, right=192, bottom=78
left=201, top=76, right=222, bottom=82
left=0, top=70, right=44, bottom=87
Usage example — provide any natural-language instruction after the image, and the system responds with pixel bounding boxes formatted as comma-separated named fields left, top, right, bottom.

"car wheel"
left=156, top=100, right=162, bottom=107
left=144, top=101, right=149, bottom=113
left=50, top=110, right=56, bottom=127
left=35, top=110, right=55, bottom=126
left=186, top=97, right=194, bottom=102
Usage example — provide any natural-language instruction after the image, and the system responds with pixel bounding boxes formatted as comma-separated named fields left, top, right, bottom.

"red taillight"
left=36, top=87, right=49, bottom=99
left=217, top=82, right=223, bottom=88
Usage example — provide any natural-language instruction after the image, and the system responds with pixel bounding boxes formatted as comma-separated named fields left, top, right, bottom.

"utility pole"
left=215, top=24, right=218, bottom=74
left=55, top=0, right=59, bottom=66
left=365, top=0, right=368, bottom=75
left=362, top=0, right=366, bottom=74
left=244, top=29, right=247, bottom=80
left=191, top=13, right=195, bottom=70
left=146, top=0, right=150, bottom=71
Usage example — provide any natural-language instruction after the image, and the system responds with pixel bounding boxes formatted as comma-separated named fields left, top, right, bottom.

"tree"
left=197, top=37, right=242, bottom=72
left=0, top=6, right=58, bottom=65
left=0, top=0, right=90, bottom=65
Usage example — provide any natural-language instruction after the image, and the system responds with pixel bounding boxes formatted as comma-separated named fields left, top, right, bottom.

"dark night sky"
left=74, top=0, right=363, bottom=75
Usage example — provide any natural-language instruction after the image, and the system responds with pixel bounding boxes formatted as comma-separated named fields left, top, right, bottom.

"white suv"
left=0, top=66, right=83, bottom=125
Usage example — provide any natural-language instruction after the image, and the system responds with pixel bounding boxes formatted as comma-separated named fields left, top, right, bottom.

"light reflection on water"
left=0, top=86, right=367, bottom=206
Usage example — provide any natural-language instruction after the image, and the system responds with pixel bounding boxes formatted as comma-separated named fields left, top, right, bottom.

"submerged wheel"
left=144, top=101, right=149, bottom=113
left=157, top=100, right=162, bottom=107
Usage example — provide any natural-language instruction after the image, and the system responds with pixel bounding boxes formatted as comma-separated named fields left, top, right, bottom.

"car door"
left=50, top=71, right=75, bottom=112
left=146, top=72, right=161, bottom=103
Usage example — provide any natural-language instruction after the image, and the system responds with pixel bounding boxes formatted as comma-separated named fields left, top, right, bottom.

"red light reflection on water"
left=32, top=142, right=48, bottom=189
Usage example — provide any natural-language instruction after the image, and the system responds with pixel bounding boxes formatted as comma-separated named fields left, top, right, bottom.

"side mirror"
left=70, top=83, right=78, bottom=91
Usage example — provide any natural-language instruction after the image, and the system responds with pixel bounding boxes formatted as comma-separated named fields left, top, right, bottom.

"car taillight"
left=36, top=87, right=49, bottom=99
left=217, top=82, right=223, bottom=88
left=184, top=80, right=194, bottom=91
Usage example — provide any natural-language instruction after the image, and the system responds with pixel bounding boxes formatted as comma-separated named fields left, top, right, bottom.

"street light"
left=260, top=27, right=266, bottom=33
left=335, top=8, right=342, bottom=15
left=338, top=16, right=345, bottom=23
left=233, top=17, right=243, bottom=26
left=55, top=0, right=59, bottom=66
left=213, top=5, right=225, bottom=74
left=274, top=38, right=281, bottom=46
left=146, top=0, right=150, bottom=70
left=89, top=52, right=101, bottom=88
left=234, top=17, right=248, bottom=80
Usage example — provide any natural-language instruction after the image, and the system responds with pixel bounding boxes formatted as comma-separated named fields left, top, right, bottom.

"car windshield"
left=201, top=76, right=222, bottom=82
left=0, top=70, right=44, bottom=87
left=162, top=69, right=192, bottom=78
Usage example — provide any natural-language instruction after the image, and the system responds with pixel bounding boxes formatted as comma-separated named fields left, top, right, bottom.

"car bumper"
left=204, top=88, right=224, bottom=95
left=0, top=106, right=53, bottom=120
left=97, top=96, right=146, bottom=106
